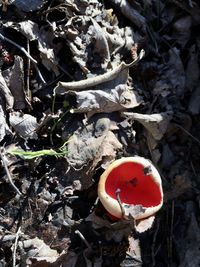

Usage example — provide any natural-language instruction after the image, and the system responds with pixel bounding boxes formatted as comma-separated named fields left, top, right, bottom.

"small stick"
left=169, top=200, right=174, bottom=265
left=12, top=226, right=21, bottom=267
left=174, top=123, right=200, bottom=146
left=75, top=230, right=92, bottom=251
left=0, top=33, right=37, bottom=64
left=0, top=149, right=22, bottom=196
left=115, top=188, right=125, bottom=219
left=151, top=219, right=160, bottom=267
left=26, top=39, right=31, bottom=100
left=0, top=33, right=46, bottom=84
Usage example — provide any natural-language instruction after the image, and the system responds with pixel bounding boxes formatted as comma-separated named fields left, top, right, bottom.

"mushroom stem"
left=115, top=188, right=125, bottom=219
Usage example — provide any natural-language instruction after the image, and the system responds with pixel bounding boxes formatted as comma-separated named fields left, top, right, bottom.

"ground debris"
left=0, top=0, right=200, bottom=266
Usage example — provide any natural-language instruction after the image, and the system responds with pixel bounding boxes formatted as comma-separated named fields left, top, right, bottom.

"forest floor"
left=0, top=0, right=200, bottom=266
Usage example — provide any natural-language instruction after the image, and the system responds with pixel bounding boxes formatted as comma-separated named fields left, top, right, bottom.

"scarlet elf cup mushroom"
left=98, top=156, right=163, bottom=221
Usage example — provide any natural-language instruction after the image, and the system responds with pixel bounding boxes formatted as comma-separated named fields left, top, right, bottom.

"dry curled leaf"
left=123, top=112, right=173, bottom=140
left=0, top=98, right=11, bottom=141
left=4, top=20, right=59, bottom=75
left=12, top=0, right=46, bottom=12
left=135, top=215, right=155, bottom=233
left=3, top=56, right=27, bottom=110
left=55, top=50, right=145, bottom=93
left=185, top=44, right=199, bottom=92
left=18, top=237, right=59, bottom=266
left=66, top=115, right=122, bottom=188
left=120, top=236, right=142, bottom=267
left=0, top=72, right=14, bottom=110
left=110, top=0, right=146, bottom=33
left=9, top=111, right=38, bottom=139
left=188, top=85, right=200, bottom=114
left=72, top=84, right=142, bottom=117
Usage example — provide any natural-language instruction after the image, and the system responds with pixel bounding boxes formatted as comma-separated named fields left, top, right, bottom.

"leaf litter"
left=0, top=0, right=200, bottom=266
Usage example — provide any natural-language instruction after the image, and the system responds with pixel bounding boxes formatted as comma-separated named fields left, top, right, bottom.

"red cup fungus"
left=98, top=156, right=163, bottom=221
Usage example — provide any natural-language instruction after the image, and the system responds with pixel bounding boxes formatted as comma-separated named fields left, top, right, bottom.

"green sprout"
left=8, top=140, right=69, bottom=160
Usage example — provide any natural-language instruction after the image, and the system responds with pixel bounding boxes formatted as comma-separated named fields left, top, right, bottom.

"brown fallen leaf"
left=66, top=115, right=122, bottom=189
left=71, top=84, right=142, bottom=117
left=120, top=236, right=142, bottom=267
left=3, top=55, right=27, bottom=110
left=122, top=112, right=173, bottom=140
left=135, top=215, right=155, bottom=233
left=0, top=96, right=12, bottom=141
left=9, top=111, right=39, bottom=139
left=0, top=72, right=14, bottom=110
left=18, top=237, right=59, bottom=266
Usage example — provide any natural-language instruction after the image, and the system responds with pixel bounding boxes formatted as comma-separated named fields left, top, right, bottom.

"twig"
left=90, top=197, right=99, bottom=213
left=75, top=230, right=92, bottom=251
left=12, top=226, right=21, bottom=267
left=174, top=123, right=200, bottom=146
left=151, top=219, right=160, bottom=267
left=26, top=39, right=31, bottom=100
left=115, top=188, right=125, bottom=219
left=0, top=33, right=37, bottom=64
left=0, top=33, right=46, bottom=84
left=34, top=64, right=46, bottom=85
left=0, top=149, right=22, bottom=196
left=56, top=64, right=73, bottom=80
left=168, top=201, right=174, bottom=266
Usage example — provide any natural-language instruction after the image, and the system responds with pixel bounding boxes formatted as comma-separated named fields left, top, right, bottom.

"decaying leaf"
left=185, top=45, right=199, bottom=92
left=124, top=204, right=145, bottom=219
left=120, top=236, right=142, bottom=267
left=86, top=212, right=132, bottom=242
left=0, top=97, right=11, bottom=141
left=0, top=72, right=14, bottom=110
left=12, top=0, right=46, bottom=12
left=50, top=251, right=78, bottom=267
left=135, top=215, right=155, bottom=233
left=9, top=111, right=38, bottom=139
left=123, top=111, right=173, bottom=140
left=188, top=84, right=200, bottom=114
left=110, top=0, right=146, bottom=33
left=3, top=55, right=27, bottom=110
left=166, top=48, right=186, bottom=96
left=66, top=115, right=122, bottom=188
left=55, top=49, right=144, bottom=93
left=146, top=133, right=161, bottom=164
left=175, top=203, right=200, bottom=267
left=18, top=237, right=59, bottom=265
left=153, top=48, right=185, bottom=98
left=4, top=20, right=59, bottom=75
left=72, top=84, right=142, bottom=117
left=165, top=171, right=192, bottom=201
left=57, top=11, right=138, bottom=76
left=173, top=16, right=192, bottom=47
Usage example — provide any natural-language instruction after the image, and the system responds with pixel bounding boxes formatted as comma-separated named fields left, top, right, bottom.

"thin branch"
left=0, top=33, right=37, bottom=64
left=26, top=39, right=31, bottom=100
left=174, top=123, right=200, bottom=146
left=115, top=188, right=125, bottom=219
left=12, top=226, right=21, bottom=267
left=75, top=230, right=92, bottom=251
left=0, top=149, right=22, bottom=196
left=34, top=64, right=47, bottom=84
left=151, top=219, right=160, bottom=267
left=0, top=33, right=46, bottom=84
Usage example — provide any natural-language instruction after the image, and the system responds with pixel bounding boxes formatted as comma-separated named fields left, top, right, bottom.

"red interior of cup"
left=105, top=162, right=162, bottom=207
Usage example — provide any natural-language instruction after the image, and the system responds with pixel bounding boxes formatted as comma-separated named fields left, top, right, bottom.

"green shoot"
left=7, top=139, right=70, bottom=160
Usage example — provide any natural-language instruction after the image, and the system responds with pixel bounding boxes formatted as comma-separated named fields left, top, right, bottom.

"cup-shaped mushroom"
left=98, top=157, right=163, bottom=220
